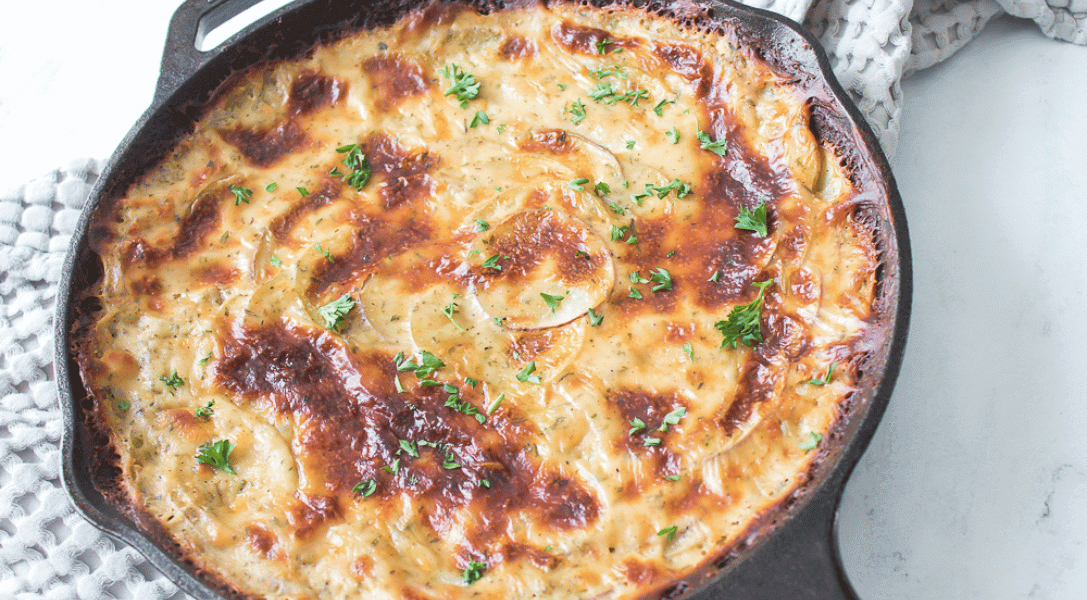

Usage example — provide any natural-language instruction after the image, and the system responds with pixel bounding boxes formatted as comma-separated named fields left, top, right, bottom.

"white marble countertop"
left=3, top=1, right=1086, bottom=598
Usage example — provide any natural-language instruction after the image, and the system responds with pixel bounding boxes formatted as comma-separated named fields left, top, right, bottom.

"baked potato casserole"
left=73, top=0, right=885, bottom=597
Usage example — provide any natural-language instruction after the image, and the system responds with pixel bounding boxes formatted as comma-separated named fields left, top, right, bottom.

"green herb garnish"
left=516, top=361, right=541, bottom=384
left=229, top=184, right=252, bottom=206
left=653, top=98, right=675, bottom=116
left=317, top=293, right=354, bottom=332
left=196, top=439, right=236, bottom=474
left=657, top=525, right=678, bottom=541
left=666, top=127, right=680, bottom=144
left=649, top=267, right=673, bottom=292
left=463, top=560, right=487, bottom=584
left=469, top=110, right=489, bottom=128
left=160, top=371, right=184, bottom=390
left=541, top=292, right=565, bottom=312
left=353, top=479, right=377, bottom=496
left=588, top=308, right=603, bottom=326
left=567, top=177, right=590, bottom=191
left=809, top=362, right=838, bottom=386
left=798, top=432, right=822, bottom=451
left=629, top=418, right=646, bottom=435
left=475, top=219, right=490, bottom=231
left=735, top=201, right=769, bottom=237
left=440, top=64, right=480, bottom=107
left=194, top=400, right=215, bottom=420
left=265, top=182, right=278, bottom=192
left=714, top=280, right=773, bottom=349
left=658, top=407, right=686, bottom=432
left=682, top=343, right=693, bottom=361
left=697, top=129, right=728, bottom=155
left=334, top=143, right=372, bottom=190
left=269, top=255, right=282, bottom=268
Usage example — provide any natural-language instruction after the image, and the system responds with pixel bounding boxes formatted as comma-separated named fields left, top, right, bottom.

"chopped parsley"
left=265, top=182, right=278, bottom=192
left=649, top=179, right=692, bottom=199
left=353, top=479, right=377, bottom=497
left=715, top=279, right=773, bottom=349
left=443, top=454, right=461, bottom=469
left=628, top=286, right=643, bottom=300
left=487, top=393, right=505, bottom=415
left=381, top=458, right=401, bottom=474
left=463, top=560, right=487, bottom=584
left=666, top=127, right=680, bottom=144
left=665, top=474, right=681, bottom=481
left=317, top=293, right=354, bottom=332
left=297, top=186, right=309, bottom=197
left=269, top=255, right=282, bottom=268
left=516, top=361, right=541, bottom=384
left=622, top=88, right=648, bottom=107
left=315, top=243, right=334, bottom=262
left=334, top=144, right=372, bottom=190
left=469, top=110, right=490, bottom=128
left=588, top=308, right=603, bottom=326
left=798, top=432, right=822, bottom=451
left=594, top=181, right=611, bottom=196
left=588, top=82, right=615, bottom=102
left=194, top=400, right=215, bottom=421
left=567, top=177, right=590, bottom=192
left=395, top=350, right=446, bottom=379
left=566, top=99, right=587, bottom=124
left=115, top=400, right=130, bottom=414
left=649, top=267, right=673, bottom=292
left=557, top=83, right=567, bottom=90
left=595, top=39, right=613, bottom=54
left=160, top=371, right=184, bottom=390
left=440, top=64, right=481, bottom=107
left=735, top=201, right=769, bottom=237
left=629, top=418, right=647, bottom=435
left=682, top=343, right=693, bottom=361
left=442, top=299, right=466, bottom=332
left=196, top=440, right=236, bottom=474
left=445, top=394, right=485, bottom=424
left=541, top=292, right=565, bottom=312
left=653, top=98, right=675, bottom=116
left=708, top=270, right=720, bottom=282
left=658, top=407, right=686, bottom=432
left=630, top=271, right=649, bottom=284
left=809, top=362, right=838, bottom=386
left=657, top=525, right=678, bottom=541
left=481, top=253, right=507, bottom=271
left=496, top=123, right=507, bottom=133
left=625, top=139, right=636, bottom=150
left=198, top=352, right=212, bottom=365
left=697, top=129, right=728, bottom=155
left=466, top=377, right=479, bottom=388
left=643, top=437, right=661, bottom=446
left=229, top=184, right=252, bottom=206
left=400, top=439, right=419, bottom=457
left=474, top=219, right=490, bottom=231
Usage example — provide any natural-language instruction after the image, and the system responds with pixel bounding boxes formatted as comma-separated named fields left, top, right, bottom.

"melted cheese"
left=77, top=2, right=880, bottom=598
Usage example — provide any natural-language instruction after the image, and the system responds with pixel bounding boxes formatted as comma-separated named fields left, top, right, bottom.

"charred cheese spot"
left=288, top=70, right=344, bottom=115
left=498, top=35, right=537, bottom=60
left=362, top=53, right=432, bottom=111
left=246, top=524, right=279, bottom=559
left=219, top=120, right=309, bottom=168
left=551, top=21, right=639, bottom=55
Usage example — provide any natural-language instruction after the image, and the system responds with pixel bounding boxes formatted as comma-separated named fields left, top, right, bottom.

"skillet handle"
left=697, top=468, right=859, bottom=599
left=155, top=0, right=280, bottom=102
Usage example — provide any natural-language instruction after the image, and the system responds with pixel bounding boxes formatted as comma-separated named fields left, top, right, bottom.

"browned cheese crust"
left=75, top=2, right=881, bottom=598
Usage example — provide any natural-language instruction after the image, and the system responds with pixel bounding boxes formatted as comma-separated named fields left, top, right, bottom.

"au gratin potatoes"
left=74, top=0, right=883, bottom=597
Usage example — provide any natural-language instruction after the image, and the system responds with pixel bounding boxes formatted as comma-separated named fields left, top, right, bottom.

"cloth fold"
left=1, top=1, right=1083, bottom=597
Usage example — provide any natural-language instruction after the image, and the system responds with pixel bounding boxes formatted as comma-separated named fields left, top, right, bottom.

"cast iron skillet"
left=54, top=0, right=912, bottom=597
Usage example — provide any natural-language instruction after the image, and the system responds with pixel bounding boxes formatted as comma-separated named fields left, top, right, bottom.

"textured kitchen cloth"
left=1, top=1, right=1085, bottom=598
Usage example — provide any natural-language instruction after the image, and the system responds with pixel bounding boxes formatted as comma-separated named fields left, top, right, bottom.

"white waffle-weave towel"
left=1, top=1, right=1084, bottom=598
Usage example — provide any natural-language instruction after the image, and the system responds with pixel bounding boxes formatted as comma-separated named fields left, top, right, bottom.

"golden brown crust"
left=73, top=1, right=886, bottom=598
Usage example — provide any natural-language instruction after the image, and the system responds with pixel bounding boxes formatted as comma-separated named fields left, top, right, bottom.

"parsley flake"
left=353, top=479, right=377, bottom=497
left=809, top=362, right=838, bottom=386
left=665, top=474, right=681, bottom=481
left=653, top=98, right=675, bottom=116
left=709, top=270, right=720, bottom=282
left=443, top=454, right=461, bottom=469
left=481, top=253, right=507, bottom=271
left=487, top=393, right=505, bottom=415
left=475, top=219, right=490, bottom=231
left=715, top=280, right=773, bottom=349
left=463, top=560, right=487, bottom=584
left=265, top=182, right=278, bottom=192
left=334, top=144, right=372, bottom=190
left=229, top=184, right=252, bottom=206
left=160, top=371, right=184, bottom=390
left=315, top=243, right=334, bottom=262
left=196, top=439, right=236, bottom=474
left=442, top=297, right=466, bottom=332
left=625, top=140, right=636, bottom=150
left=628, top=286, right=643, bottom=300
left=400, top=439, right=419, bottom=457
left=649, top=267, right=673, bottom=292
left=682, top=343, right=693, bottom=361
left=567, top=177, right=589, bottom=191
left=541, top=292, right=565, bottom=312
left=628, top=418, right=646, bottom=436
left=588, top=308, right=603, bottom=326
left=658, top=407, right=686, bottom=432
left=594, top=181, right=611, bottom=196
left=317, top=293, right=354, bottom=332
left=735, top=201, right=769, bottom=237
left=297, top=186, right=309, bottom=197
left=269, top=255, right=282, bottom=268
left=697, top=129, right=728, bottom=155
left=643, top=437, right=661, bottom=446
left=469, top=110, right=490, bottom=128
left=440, top=64, right=481, bottom=107
left=566, top=99, right=587, bottom=124
left=595, top=39, right=613, bottom=54
left=666, top=127, right=680, bottom=144
left=194, top=400, right=215, bottom=420
left=657, top=525, right=678, bottom=541
left=115, top=400, right=130, bottom=414
left=516, top=361, right=541, bottom=384
left=799, top=432, right=822, bottom=451
left=198, top=352, right=212, bottom=365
